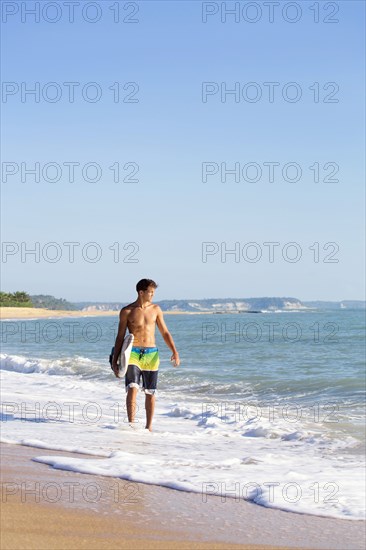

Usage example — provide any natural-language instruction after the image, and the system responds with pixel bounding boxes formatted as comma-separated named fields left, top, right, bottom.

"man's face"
left=141, top=286, right=155, bottom=302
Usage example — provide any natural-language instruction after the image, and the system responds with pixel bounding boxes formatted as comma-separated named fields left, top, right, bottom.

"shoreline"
left=0, top=307, right=318, bottom=321
left=1, top=442, right=364, bottom=550
left=0, top=307, right=214, bottom=320
left=0, top=307, right=119, bottom=320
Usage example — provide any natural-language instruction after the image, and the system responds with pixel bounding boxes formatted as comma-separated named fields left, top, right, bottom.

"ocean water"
left=1, top=309, right=365, bottom=520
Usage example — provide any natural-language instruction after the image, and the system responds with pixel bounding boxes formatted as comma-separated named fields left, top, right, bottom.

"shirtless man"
left=112, top=279, right=180, bottom=431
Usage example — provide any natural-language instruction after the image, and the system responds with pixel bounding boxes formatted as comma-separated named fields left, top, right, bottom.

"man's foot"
left=145, top=425, right=152, bottom=432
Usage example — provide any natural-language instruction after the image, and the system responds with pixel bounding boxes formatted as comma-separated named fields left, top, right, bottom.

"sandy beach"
left=1, top=443, right=364, bottom=550
left=0, top=307, right=119, bottom=320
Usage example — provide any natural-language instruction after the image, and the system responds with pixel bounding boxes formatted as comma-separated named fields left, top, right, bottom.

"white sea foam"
left=0, top=353, right=101, bottom=378
left=1, top=352, right=365, bottom=520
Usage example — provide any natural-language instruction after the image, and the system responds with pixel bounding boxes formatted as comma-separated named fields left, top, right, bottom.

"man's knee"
left=126, top=383, right=139, bottom=394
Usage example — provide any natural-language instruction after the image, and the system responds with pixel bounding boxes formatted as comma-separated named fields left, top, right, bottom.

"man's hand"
left=112, top=361, right=119, bottom=378
left=170, top=351, right=180, bottom=367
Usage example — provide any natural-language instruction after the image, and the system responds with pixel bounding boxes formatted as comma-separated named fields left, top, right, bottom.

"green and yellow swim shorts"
left=125, top=346, right=160, bottom=394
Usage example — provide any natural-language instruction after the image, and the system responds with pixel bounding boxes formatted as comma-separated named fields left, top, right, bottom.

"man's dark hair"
left=136, top=279, right=158, bottom=292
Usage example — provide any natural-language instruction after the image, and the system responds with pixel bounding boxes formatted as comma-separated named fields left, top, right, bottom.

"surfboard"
left=109, top=333, right=134, bottom=378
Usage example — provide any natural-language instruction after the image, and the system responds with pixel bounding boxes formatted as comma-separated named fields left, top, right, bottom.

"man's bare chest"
left=128, top=309, right=157, bottom=327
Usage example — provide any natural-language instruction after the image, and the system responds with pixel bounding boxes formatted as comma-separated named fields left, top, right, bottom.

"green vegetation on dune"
left=0, top=291, right=33, bottom=308
left=30, top=295, right=78, bottom=310
left=0, top=292, right=78, bottom=310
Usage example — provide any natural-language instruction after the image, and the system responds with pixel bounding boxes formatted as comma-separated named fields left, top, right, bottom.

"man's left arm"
left=156, top=307, right=180, bottom=367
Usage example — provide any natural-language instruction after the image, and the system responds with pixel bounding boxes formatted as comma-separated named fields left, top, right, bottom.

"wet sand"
left=1, top=443, right=364, bottom=550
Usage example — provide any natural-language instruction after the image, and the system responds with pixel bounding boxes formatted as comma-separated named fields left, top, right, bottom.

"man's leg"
left=125, top=365, right=141, bottom=424
left=126, top=387, right=138, bottom=423
left=142, top=357, right=158, bottom=431
left=145, top=393, right=155, bottom=431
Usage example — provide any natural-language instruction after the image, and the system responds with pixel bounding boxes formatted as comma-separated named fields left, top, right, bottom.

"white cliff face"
left=235, top=302, right=250, bottom=310
left=188, top=302, right=209, bottom=311
left=212, top=303, right=235, bottom=310
left=190, top=300, right=304, bottom=312
left=283, top=301, right=308, bottom=310
left=82, top=304, right=120, bottom=311
left=79, top=298, right=309, bottom=313
left=211, top=302, right=250, bottom=311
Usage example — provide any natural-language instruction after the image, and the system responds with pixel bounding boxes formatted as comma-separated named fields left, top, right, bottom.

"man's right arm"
left=112, top=309, right=128, bottom=376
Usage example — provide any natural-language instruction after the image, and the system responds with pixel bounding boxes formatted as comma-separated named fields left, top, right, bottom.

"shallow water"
left=1, top=309, right=365, bottom=519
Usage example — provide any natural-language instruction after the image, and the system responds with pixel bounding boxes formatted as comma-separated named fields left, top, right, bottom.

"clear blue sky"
left=1, top=0, right=365, bottom=302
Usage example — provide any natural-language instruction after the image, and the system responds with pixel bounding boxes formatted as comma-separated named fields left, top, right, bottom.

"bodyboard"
left=109, top=333, right=134, bottom=378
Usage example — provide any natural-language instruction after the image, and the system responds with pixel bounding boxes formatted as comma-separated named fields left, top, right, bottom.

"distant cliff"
left=74, top=297, right=307, bottom=313
left=155, top=297, right=306, bottom=312
left=3, top=293, right=363, bottom=312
